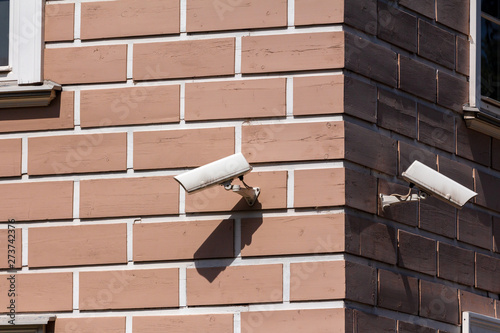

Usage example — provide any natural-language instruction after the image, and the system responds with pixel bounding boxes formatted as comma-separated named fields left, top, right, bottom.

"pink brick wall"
left=0, top=0, right=498, bottom=332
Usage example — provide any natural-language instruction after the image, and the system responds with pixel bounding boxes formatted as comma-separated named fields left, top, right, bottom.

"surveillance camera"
left=380, top=160, right=477, bottom=209
left=174, top=153, right=260, bottom=206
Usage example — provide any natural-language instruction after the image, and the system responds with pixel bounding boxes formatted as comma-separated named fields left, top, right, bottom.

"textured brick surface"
left=398, top=230, right=436, bottom=275
left=81, top=0, right=179, bottom=40
left=345, top=168, right=378, bottom=214
left=241, top=214, right=345, bottom=257
left=420, top=280, right=459, bottom=324
left=345, top=0, right=378, bottom=35
left=355, top=310, right=396, bottom=332
left=344, top=76, right=377, bottom=122
left=399, top=56, right=436, bottom=102
left=399, top=141, right=437, bottom=174
left=80, top=177, right=179, bottom=218
left=133, top=314, right=233, bottom=333
left=134, top=127, right=234, bottom=170
left=378, top=270, right=418, bottom=314
left=345, top=261, right=377, bottom=305
left=418, top=20, right=455, bottom=69
left=186, top=78, right=286, bottom=121
left=418, top=104, right=455, bottom=153
left=134, top=38, right=235, bottom=80
left=44, top=3, right=74, bottom=42
left=493, top=139, right=500, bottom=171
left=475, top=169, right=500, bottom=212
left=80, top=269, right=179, bottom=310
left=295, top=0, right=343, bottom=26
left=494, top=217, right=500, bottom=253
left=187, top=264, right=282, bottom=305
left=0, top=273, right=72, bottom=313
left=0, top=181, right=73, bottom=221
left=29, top=224, right=127, bottom=268
left=419, top=196, right=456, bottom=239
left=438, top=156, right=474, bottom=190
left=437, top=242, right=474, bottom=285
left=242, top=121, right=344, bottom=163
left=436, top=0, right=469, bottom=34
left=187, top=0, right=286, bottom=32
left=0, top=228, right=22, bottom=269
left=377, top=89, right=416, bottom=138
left=0, top=139, right=21, bottom=177
left=399, top=0, right=435, bottom=18
left=456, top=120, right=491, bottom=166
left=45, top=45, right=127, bottom=84
left=438, top=71, right=469, bottom=111
left=294, top=168, right=345, bottom=208
left=241, top=309, right=350, bottom=333
left=134, top=220, right=234, bottom=262
left=378, top=2, right=417, bottom=52
left=54, top=317, right=126, bottom=333
left=29, top=133, right=127, bottom=175
left=293, top=75, right=344, bottom=116
left=456, top=36, right=470, bottom=75
left=242, top=32, right=344, bottom=74
left=459, top=291, right=495, bottom=318
left=457, top=207, right=492, bottom=249
left=290, top=261, right=345, bottom=301
left=80, top=85, right=180, bottom=128
left=476, top=253, right=500, bottom=293
left=398, top=321, right=437, bottom=333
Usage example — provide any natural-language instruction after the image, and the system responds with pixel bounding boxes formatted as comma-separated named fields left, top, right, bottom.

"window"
left=0, top=326, right=45, bottom=333
left=480, top=1, right=500, bottom=106
left=463, top=312, right=500, bottom=332
left=0, top=0, right=9, bottom=68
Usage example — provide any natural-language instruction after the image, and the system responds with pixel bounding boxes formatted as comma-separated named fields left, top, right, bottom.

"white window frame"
left=0, top=0, right=44, bottom=85
left=0, top=327, right=44, bottom=333
left=463, top=312, right=500, bottom=332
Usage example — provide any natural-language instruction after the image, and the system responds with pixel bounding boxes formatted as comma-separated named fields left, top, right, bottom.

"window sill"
left=463, top=105, right=500, bottom=140
left=0, top=80, right=61, bottom=109
left=463, top=312, right=500, bottom=332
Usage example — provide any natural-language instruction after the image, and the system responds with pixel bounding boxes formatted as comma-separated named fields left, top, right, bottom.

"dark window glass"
left=0, top=0, right=9, bottom=67
left=483, top=0, right=500, bottom=20
left=482, top=14, right=500, bottom=102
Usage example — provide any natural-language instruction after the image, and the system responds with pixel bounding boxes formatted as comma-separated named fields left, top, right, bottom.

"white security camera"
left=380, top=160, right=477, bottom=209
left=174, top=153, right=260, bottom=206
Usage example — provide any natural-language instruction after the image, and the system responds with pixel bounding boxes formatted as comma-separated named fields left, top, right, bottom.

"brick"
left=456, top=35, right=470, bottom=75
left=29, top=224, right=127, bottom=268
left=241, top=214, right=345, bottom=257
left=456, top=120, right=491, bottom=166
left=438, top=156, right=474, bottom=190
left=438, top=242, right=474, bottom=285
left=419, top=20, right=455, bottom=69
left=345, top=33, right=397, bottom=87
left=399, top=141, right=437, bottom=174
left=420, top=280, right=459, bottom=324
left=345, top=122, right=398, bottom=175
left=436, top=0, right=469, bottom=34
left=134, top=220, right=234, bottom=262
left=399, top=0, right=435, bottom=18
left=242, top=121, right=344, bottom=163
left=493, top=139, right=500, bottom=171
left=45, top=45, right=127, bottom=85
left=133, top=314, right=233, bottom=333
left=345, top=261, right=377, bottom=305
left=293, top=75, right=343, bottom=116
left=377, top=89, right=416, bottom=138
left=419, top=196, right=456, bottom=239
left=346, top=215, right=397, bottom=264
left=134, top=38, right=235, bottom=81
left=460, top=291, right=495, bottom=319
left=44, top=3, right=74, bottom=42
left=241, top=308, right=350, bottom=333
left=398, top=230, right=436, bottom=275
left=494, top=217, right=500, bottom=253
left=355, top=311, right=396, bottom=332
left=0, top=272, right=72, bottom=312
left=458, top=207, right=492, bottom=249
left=242, top=32, right=344, bottom=74
left=28, top=133, right=127, bottom=175
left=81, top=0, right=179, bottom=40
left=344, top=76, right=377, bottom=122
left=399, top=56, right=436, bottom=102
left=0, top=181, right=73, bottom=221
left=295, top=0, right=343, bottom=26
left=185, top=171, right=286, bottom=213
left=187, top=264, right=282, bottom=305
left=418, top=104, right=455, bottom=153
left=378, top=270, right=418, bottom=314
left=378, top=2, right=417, bottom=52
left=0, top=228, right=22, bottom=269
left=290, top=261, right=345, bottom=301
left=55, top=317, right=126, bottom=333
left=80, top=176, right=178, bottom=219
left=398, top=321, right=437, bottom=333
left=0, top=91, right=74, bottom=133
left=80, top=85, right=180, bottom=128
left=80, top=269, right=179, bottom=310
left=188, top=0, right=286, bottom=32
left=437, top=71, right=469, bottom=111
left=0, top=139, right=21, bottom=177
left=345, top=0, right=378, bottom=35
left=476, top=253, right=500, bottom=293
left=134, top=127, right=234, bottom=170
left=186, top=78, right=286, bottom=121
left=378, top=179, right=418, bottom=227
left=475, top=169, right=500, bottom=212
left=345, top=168, right=378, bottom=213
